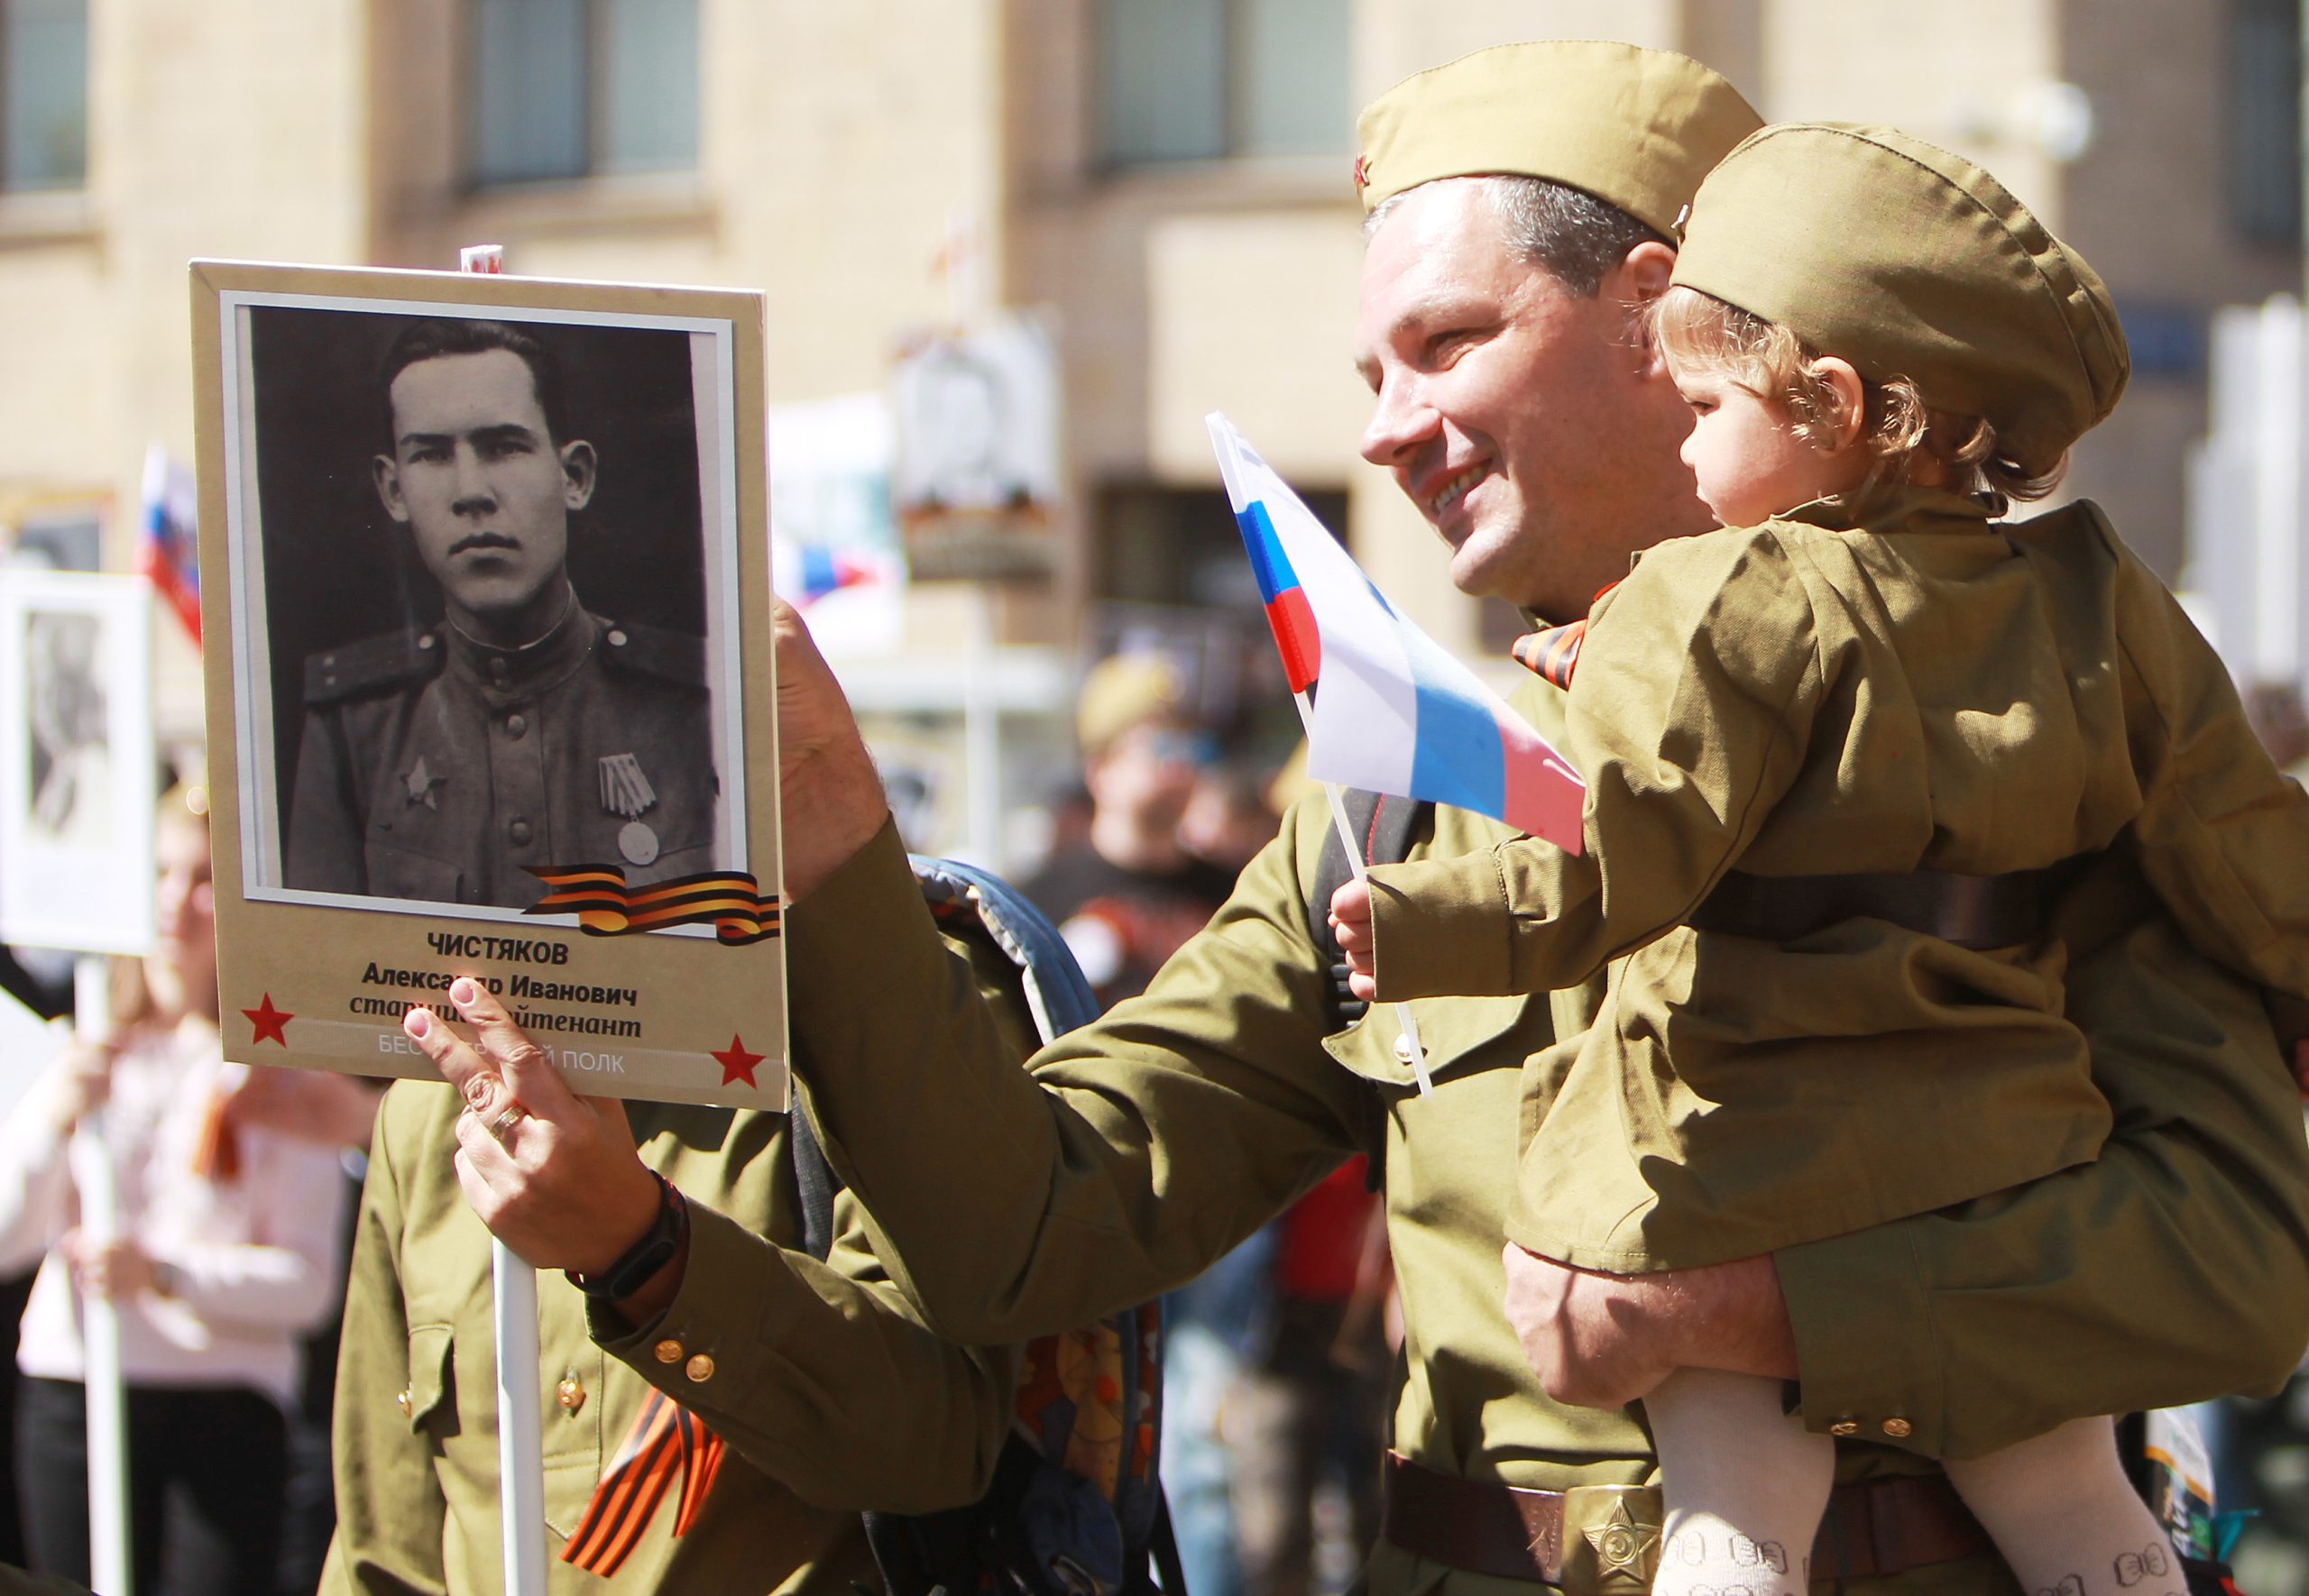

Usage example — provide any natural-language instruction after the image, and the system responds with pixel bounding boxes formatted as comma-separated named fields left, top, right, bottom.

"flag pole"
left=69, top=957, right=132, bottom=1596
left=458, top=240, right=549, bottom=1596
left=1293, top=690, right=1433, bottom=1098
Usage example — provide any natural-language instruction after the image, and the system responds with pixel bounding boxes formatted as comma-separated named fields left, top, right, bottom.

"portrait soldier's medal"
left=190, top=259, right=786, bottom=1110
left=601, top=752, right=660, bottom=866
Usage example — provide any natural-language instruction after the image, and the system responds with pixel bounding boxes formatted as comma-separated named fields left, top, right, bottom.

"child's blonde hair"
left=1645, top=285, right=2065, bottom=512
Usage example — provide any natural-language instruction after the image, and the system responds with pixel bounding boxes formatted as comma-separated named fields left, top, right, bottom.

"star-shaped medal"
left=404, top=756, right=444, bottom=811
left=1585, top=1500, right=1660, bottom=1579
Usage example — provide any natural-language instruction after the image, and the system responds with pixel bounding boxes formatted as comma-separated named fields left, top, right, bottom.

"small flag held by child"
left=1210, top=412, right=1585, bottom=854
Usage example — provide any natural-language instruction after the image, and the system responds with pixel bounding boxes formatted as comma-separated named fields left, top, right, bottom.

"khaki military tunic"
left=320, top=1081, right=1013, bottom=1595
left=791, top=735, right=2309, bottom=1596
left=286, top=607, right=717, bottom=910
left=1364, top=489, right=2309, bottom=1275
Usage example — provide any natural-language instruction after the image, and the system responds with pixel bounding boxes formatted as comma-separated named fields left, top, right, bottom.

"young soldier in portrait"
left=283, top=318, right=717, bottom=911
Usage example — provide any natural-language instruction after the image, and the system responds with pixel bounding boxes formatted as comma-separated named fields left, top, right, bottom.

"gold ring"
left=486, top=1103, right=529, bottom=1142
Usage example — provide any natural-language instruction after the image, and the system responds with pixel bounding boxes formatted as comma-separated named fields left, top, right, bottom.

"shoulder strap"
left=788, top=1075, right=839, bottom=1265
left=1307, top=790, right=1426, bottom=1035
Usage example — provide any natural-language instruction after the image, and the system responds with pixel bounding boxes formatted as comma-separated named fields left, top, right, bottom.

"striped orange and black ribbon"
left=1510, top=619, right=1586, bottom=689
left=524, top=866, right=781, bottom=944
left=561, top=1390, right=727, bottom=1576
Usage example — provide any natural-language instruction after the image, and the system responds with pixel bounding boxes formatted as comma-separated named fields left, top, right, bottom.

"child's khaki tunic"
left=1366, top=485, right=2309, bottom=1272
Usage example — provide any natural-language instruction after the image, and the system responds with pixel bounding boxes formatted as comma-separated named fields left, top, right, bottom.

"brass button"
left=607, top=628, right=629, bottom=647
left=1393, top=1032, right=1413, bottom=1063
left=653, top=1338, right=683, bottom=1364
left=509, top=817, right=534, bottom=846
left=506, top=712, right=528, bottom=738
left=394, top=1389, right=411, bottom=1417
left=685, top=1353, right=716, bottom=1383
left=1881, top=1417, right=1913, bottom=1438
left=489, top=656, right=511, bottom=684
left=419, top=631, right=437, bottom=651
left=1827, top=1417, right=1859, bottom=1437
left=556, top=1375, right=585, bottom=1414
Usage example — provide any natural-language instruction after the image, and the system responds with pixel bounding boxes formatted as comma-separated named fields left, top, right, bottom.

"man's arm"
left=587, top=1186, right=1017, bottom=1514
left=318, top=1093, right=450, bottom=1596
left=1779, top=852, right=2309, bottom=1459
left=786, top=808, right=1369, bottom=1344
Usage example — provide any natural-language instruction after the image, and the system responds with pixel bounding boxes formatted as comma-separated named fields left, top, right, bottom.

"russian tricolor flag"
left=140, top=444, right=200, bottom=646
left=1210, top=413, right=1586, bottom=855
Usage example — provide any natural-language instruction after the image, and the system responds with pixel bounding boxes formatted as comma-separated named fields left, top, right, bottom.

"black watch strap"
left=566, top=1171, right=686, bottom=1300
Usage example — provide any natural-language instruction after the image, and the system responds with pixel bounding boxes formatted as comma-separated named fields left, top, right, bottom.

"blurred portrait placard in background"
left=0, top=571, right=155, bottom=953
left=191, top=261, right=788, bottom=1109
left=892, top=313, right=1061, bottom=579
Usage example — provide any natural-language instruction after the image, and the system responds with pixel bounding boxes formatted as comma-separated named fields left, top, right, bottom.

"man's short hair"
left=378, top=318, right=573, bottom=448
left=1365, top=174, right=1671, bottom=298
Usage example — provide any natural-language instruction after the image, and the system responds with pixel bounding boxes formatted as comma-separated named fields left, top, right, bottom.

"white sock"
left=1644, top=1367, right=1835, bottom=1596
left=1946, top=1417, right=2184, bottom=1596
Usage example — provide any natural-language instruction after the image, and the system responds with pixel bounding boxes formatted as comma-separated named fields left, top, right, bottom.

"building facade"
left=0, top=0, right=2292, bottom=788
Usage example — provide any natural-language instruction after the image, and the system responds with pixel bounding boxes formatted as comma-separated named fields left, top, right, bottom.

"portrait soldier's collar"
left=444, top=594, right=598, bottom=702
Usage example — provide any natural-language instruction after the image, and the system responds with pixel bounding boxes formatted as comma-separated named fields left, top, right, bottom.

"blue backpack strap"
left=908, top=854, right=1102, bottom=1041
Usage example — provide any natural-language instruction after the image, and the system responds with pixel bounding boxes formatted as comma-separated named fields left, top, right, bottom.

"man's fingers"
left=405, top=1004, right=510, bottom=1119
left=449, top=977, right=575, bottom=1119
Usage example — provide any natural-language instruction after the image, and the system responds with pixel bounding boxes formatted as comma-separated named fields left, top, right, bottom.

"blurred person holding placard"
left=0, top=787, right=348, bottom=1596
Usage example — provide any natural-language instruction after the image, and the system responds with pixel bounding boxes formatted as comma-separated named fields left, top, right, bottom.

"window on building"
left=0, top=0, right=87, bottom=192
left=2229, top=0, right=2302, bottom=243
left=1096, top=482, right=1348, bottom=610
left=1099, top=0, right=1349, bottom=167
left=469, top=0, right=699, bottom=187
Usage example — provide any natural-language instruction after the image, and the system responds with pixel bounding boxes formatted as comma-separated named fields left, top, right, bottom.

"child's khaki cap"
left=1355, top=41, right=1762, bottom=237
left=1672, top=123, right=2129, bottom=474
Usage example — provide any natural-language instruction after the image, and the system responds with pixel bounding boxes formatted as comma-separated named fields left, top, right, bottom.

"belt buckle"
left=1556, top=1484, right=1664, bottom=1596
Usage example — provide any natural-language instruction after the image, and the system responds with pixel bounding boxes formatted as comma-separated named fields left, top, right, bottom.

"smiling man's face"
left=1354, top=179, right=1708, bottom=620
left=373, top=347, right=595, bottom=644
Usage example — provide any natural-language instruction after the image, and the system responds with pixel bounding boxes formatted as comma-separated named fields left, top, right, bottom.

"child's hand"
left=1329, top=879, right=1377, bottom=1001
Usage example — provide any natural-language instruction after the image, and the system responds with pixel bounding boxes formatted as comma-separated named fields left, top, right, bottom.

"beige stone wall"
left=5, top=0, right=2295, bottom=733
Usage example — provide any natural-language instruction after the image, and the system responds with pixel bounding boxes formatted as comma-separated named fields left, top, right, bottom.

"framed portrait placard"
left=191, top=261, right=786, bottom=1109
left=0, top=571, right=156, bottom=954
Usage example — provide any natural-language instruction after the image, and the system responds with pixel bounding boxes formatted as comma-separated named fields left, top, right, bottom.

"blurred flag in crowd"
left=1209, top=412, right=1585, bottom=854
left=141, top=444, right=200, bottom=645
left=768, top=395, right=905, bottom=656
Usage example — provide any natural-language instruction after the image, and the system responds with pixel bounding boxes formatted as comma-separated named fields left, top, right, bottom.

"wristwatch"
left=566, top=1171, right=687, bottom=1300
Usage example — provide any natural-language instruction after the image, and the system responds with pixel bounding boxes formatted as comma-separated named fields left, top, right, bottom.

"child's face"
left=1672, top=365, right=1867, bottom=529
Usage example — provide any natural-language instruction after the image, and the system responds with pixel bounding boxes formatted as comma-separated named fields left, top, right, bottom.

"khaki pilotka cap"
left=1354, top=40, right=1763, bottom=234
left=1671, top=122, right=2130, bottom=475
left=1076, top=653, right=1191, bottom=756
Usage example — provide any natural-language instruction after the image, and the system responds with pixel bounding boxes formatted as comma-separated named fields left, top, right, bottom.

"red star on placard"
left=710, top=1034, right=764, bottom=1089
left=243, top=994, right=293, bottom=1047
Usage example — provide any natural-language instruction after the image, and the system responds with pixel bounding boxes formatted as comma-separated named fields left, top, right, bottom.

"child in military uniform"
left=1332, top=123, right=2309, bottom=1596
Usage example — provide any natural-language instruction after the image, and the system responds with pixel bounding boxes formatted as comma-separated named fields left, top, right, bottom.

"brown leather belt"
left=1686, top=862, right=2069, bottom=951
left=1380, top=1453, right=1992, bottom=1592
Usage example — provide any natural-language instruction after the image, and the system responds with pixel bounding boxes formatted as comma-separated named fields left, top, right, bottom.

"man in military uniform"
left=284, top=318, right=715, bottom=910
left=398, top=41, right=2309, bottom=1596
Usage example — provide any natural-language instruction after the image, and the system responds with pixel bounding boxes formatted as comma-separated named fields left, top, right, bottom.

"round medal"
left=619, top=821, right=660, bottom=867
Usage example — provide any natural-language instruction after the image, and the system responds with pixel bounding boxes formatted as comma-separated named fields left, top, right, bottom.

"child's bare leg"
left=1944, top=1417, right=2182, bottom=1596
left=1645, top=1367, right=1832, bottom=1596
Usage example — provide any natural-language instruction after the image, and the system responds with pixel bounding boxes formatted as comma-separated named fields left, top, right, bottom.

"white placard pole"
left=457, top=238, right=548, bottom=1596
left=68, top=957, right=132, bottom=1596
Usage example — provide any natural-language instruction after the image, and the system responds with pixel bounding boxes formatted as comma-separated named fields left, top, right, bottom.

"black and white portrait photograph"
left=191, top=263, right=786, bottom=1110
left=0, top=571, right=154, bottom=954
left=218, top=288, right=748, bottom=919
